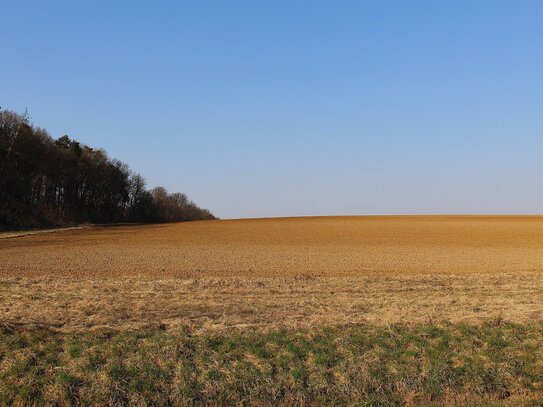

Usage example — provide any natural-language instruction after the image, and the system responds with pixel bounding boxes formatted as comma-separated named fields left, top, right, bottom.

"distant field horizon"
left=222, top=214, right=543, bottom=220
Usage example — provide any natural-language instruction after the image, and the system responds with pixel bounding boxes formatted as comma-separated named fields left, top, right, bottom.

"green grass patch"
left=1, top=322, right=543, bottom=405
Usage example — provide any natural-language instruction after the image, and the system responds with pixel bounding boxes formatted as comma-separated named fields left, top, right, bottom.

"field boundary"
left=0, top=225, right=92, bottom=240
left=0, top=223, right=148, bottom=240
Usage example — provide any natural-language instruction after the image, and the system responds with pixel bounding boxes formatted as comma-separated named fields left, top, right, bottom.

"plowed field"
left=2, top=216, right=543, bottom=331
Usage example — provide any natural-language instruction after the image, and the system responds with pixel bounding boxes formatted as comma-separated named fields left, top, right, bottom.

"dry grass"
left=2, top=216, right=543, bottom=331
left=1, top=272, right=543, bottom=332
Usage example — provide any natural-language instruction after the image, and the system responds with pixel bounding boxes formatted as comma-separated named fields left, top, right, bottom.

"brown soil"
left=2, top=216, right=543, bottom=331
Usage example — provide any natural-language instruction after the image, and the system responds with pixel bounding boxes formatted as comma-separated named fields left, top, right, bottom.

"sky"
left=2, top=1, right=543, bottom=219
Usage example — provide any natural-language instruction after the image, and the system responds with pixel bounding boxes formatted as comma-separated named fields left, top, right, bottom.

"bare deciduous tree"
left=0, top=109, right=216, bottom=229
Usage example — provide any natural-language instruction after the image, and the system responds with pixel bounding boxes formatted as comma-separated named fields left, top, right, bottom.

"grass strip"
left=1, top=321, right=543, bottom=406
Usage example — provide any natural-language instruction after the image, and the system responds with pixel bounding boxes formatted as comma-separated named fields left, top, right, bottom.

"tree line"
left=0, top=109, right=216, bottom=229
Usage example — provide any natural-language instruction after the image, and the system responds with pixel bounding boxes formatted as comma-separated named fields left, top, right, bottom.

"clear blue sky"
left=2, top=1, right=543, bottom=218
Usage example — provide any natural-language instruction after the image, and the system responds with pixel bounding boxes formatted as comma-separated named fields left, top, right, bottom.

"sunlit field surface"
left=2, top=216, right=543, bottom=331
left=3, top=216, right=543, bottom=405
